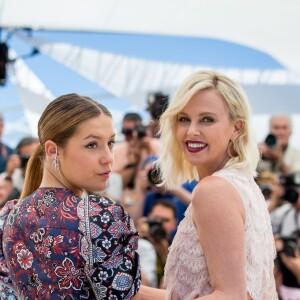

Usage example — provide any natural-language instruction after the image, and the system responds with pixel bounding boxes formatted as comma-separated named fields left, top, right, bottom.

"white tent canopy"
left=17, top=33, right=300, bottom=115
left=1, top=0, right=300, bottom=75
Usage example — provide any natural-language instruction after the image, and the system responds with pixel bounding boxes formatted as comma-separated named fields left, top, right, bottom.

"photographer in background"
left=146, top=92, right=169, bottom=138
left=259, top=114, right=300, bottom=175
left=137, top=199, right=178, bottom=288
left=270, top=174, right=300, bottom=298
left=0, top=112, right=13, bottom=173
left=0, top=176, right=13, bottom=208
left=112, top=112, right=160, bottom=219
left=0, top=136, right=38, bottom=198
left=256, top=171, right=284, bottom=213
left=131, top=155, right=196, bottom=226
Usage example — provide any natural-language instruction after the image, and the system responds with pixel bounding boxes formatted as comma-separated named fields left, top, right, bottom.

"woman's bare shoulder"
left=192, top=175, right=245, bottom=220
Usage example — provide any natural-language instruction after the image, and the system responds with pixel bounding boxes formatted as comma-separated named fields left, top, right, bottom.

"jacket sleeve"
left=78, top=194, right=141, bottom=300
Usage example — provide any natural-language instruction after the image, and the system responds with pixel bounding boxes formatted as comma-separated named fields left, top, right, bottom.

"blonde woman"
left=140, top=70, right=277, bottom=299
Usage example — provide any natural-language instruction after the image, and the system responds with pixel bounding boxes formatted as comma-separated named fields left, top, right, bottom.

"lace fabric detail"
left=164, top=168, right=278, bottom=300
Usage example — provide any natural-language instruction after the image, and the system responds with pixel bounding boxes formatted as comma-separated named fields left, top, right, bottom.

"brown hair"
left=20, top=93, right=112, bottom=199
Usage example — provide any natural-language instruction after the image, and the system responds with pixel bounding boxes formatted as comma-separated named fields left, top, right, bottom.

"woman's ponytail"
left=19, top=144, right=44, bottom=200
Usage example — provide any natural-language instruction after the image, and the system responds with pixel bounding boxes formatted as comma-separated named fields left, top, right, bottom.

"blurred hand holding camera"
left=260, top=132, right=293, bottom=174
left=260, top=134, right=283, bottom=161
left=280, top=249, right=300, bottom=285
left=5, top=154, right=21, bottom=177
left=137, top=216, right=169, bottom=265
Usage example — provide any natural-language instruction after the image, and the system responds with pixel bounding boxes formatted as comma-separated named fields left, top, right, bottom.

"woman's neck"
left=40, top=166, right=82, bottom=197
left=198, top=154, right=230, bottom=180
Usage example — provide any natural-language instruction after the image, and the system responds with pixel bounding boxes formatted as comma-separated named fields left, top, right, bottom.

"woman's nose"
left=100, top=147, right=114, bottom=165
left=187, top=123, right=200, bottom=136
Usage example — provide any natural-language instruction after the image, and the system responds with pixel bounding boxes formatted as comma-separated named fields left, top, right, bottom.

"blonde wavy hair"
left=157, top=70, right=260, bottom=189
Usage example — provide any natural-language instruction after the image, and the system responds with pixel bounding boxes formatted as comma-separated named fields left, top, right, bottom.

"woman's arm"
left=139, top=285, right=166, bottom=300
left=192, top=176, right=248, bottom=299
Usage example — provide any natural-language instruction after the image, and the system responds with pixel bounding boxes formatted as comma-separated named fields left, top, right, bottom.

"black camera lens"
left=147, top=92, right=169, bottom=120
left=281, top=237, right=299, bottom=257
left=284, top=188, right=299, bottom=204
left=121, top=128, right=133, bottom=136
left=280, top=173, right=299, bottom=204
left=135, top=125, right=147, bottom=139
left=259, top=183, right=273, bottom=199
left=264, top=133, right=277, bottom=148
left=147, top=166, right=162, bottom=185
left=147, top=218, right=167, bottom=241
left=20, top=155, right=30, bottom=169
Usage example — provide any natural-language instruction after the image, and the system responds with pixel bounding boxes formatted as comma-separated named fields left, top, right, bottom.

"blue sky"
left=0, top=29, right=284, bottom=147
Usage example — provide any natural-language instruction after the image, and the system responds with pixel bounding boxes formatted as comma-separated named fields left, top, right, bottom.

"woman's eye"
left=201, top=117, right=214, bottom=123
left=178, top=116, right=190, bottom=122
left=108, top=140, right=115, bottom=148
left=86, top=143, right=97, bottom=149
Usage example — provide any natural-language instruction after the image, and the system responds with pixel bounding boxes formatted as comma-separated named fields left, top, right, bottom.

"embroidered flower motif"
left=99, top=197, right=109, bottom=205
left=101, top=214, right=110, bottom=224
left=30, top=228, right=45, bottom=244
left=13, top=241, right=26, bottom=254
left=28, top=273, right=43, bottom=291
left=88, top=201, right=103, bottom=217
left=111, top=272, right=133, bottom=291
left=108, top=221, right=129, bottom=238
left=102, top=239, right=111, bottom=249
left=92, top=248, right=106, bottom=262
left=42, top=190, right=58, bottom=208
left=90, top=222, right=102, bottom=239
left=54, top=257, right=83, bottom=290
left=102, top=255, right=123, bottom=270
left=16, top=249, right=34, bottom=270
left=108, top=206, right=123, bottom=219
left=94, top=283, right=107, bottom=298
left=125, top=260, right=132, bottom=269
left=99, top=271, right=108, bottom=280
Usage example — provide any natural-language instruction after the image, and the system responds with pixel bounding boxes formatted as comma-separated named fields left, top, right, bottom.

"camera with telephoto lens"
left=281, top=236, right=299, bottom=257
left=277, top=230, right=300, bottom=288
left=147, top=92, right=169, bottom=120
left=280, top=173, right=299, bottom=204
left=264, top=133, right=277, bottom=149
left=259, top=183, right=273, bottom=199
left=20, top=154, right=30, bottom=169
left=121, top=124, right=147, bottom=139
left=146, top=218, right=167, bottom=241
left=147, top=165, right=162, bottom=186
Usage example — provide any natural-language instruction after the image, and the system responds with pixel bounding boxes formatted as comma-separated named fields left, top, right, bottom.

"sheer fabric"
left=164, top=168, right=278, bottom=300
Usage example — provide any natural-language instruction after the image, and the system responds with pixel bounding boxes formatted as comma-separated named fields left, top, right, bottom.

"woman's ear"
left=231, top=119, right=244, bottom=140
left=44, top=140, right=58, bottom=159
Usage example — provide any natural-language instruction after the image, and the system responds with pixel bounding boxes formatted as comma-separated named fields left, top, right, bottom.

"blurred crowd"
left=1, top=95, right=300, bottom=299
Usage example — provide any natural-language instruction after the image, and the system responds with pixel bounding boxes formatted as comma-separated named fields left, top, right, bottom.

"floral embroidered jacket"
left=0, top=188, right=141, bottom=300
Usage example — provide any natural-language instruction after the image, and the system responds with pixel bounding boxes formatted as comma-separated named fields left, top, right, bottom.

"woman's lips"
left=98, top=170, right=111, bottom=178
left=186, top=141, right=207, bottom=153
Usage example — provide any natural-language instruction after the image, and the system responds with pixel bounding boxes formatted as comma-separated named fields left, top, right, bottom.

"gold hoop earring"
left=227, top=139, right=235, bottom=158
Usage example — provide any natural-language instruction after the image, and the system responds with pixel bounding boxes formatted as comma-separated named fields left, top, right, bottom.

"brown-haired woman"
left=0, top=94, right=141, bottom=299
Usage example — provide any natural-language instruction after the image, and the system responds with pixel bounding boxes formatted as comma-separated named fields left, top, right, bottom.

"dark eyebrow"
left=84, top=133, right=116, bottom=140
left=178, top=111, right=216, bottom=117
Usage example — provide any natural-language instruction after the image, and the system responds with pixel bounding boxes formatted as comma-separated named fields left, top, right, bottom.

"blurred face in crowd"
left=58, top=115, right=115, bottom=194
left=0, top=119, right=3, bottom=140
left=19, top=142, right=39, bottom=157
left=270, top=116, right=291, bottom=148
left=0, top=178, right=12, bottom=207
left=122, top=119, right=142, bottom=142
left=149, top=204, right=177, bottom=240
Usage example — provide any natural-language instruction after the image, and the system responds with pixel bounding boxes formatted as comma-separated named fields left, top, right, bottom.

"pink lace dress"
left=164, top=168, right=278, bottom=300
